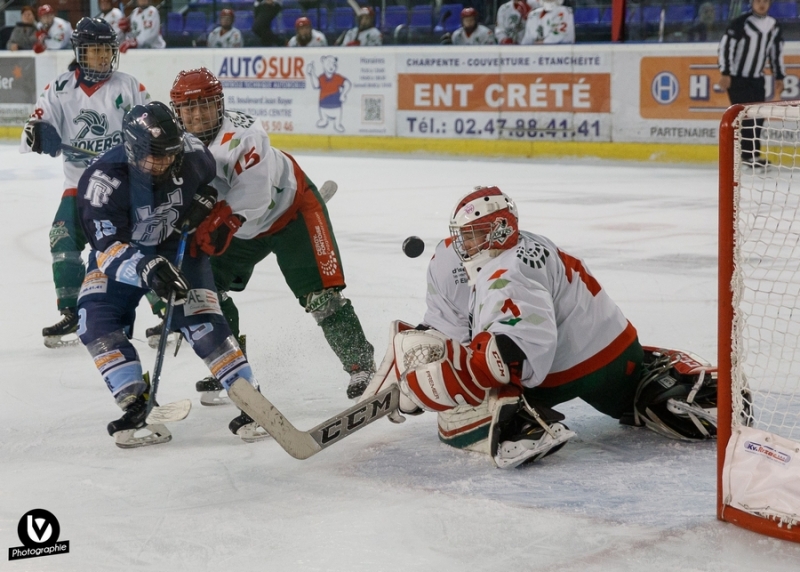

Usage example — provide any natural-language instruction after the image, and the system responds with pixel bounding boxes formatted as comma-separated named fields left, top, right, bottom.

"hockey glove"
left=192, top=201, right=244, bottom=256
left=395, top=330, right=512, bottom=412
left=33, top=41, right=46, bottom=53
left=180, top=185, right=217, bottom=234
left=119, top=38, right=137, bottom=53
left=24, top=120, right=61, bottom=157
left=139, top=256, right=190, bottom=304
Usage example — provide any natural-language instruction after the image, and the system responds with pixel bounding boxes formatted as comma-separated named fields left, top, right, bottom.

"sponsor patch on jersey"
left=183, top=289, right=222, bottom=316
left=78, top=270, right=108, bottom=301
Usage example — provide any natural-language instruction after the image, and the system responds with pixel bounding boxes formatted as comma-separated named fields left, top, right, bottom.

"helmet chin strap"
left=462, top=250, right=502, bottom=285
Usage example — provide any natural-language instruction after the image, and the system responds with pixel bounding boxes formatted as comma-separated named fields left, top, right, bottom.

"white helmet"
left=449, top=186, right=519, bottom=281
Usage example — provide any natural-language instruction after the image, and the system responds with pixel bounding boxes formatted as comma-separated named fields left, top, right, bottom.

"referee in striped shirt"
left=718, top=0, right=785, bottom=166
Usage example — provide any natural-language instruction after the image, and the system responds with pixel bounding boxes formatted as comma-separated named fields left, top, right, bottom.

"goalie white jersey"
left=521, top=5, right=575, bottom=45
left=130, top=6, right=166, bottom=48
left=424, top=231, right=635, bottom=388
left=207, top=111, right=300, bottom=239
left=20, top=70, right=150, bottom=189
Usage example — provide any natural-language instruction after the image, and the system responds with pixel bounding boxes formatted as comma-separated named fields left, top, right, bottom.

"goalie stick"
left=228, top=380, right=400, bottom=459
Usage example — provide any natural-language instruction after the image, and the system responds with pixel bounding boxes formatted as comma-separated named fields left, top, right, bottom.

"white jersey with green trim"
left=424, top=231, right=634, bottom=388
left=207, top=111, right=299, bottom=240
left=19, top=69, right=150, bottom=190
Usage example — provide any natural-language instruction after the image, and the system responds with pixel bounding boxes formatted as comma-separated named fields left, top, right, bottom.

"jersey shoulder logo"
left=516, top=241, right=550, bottom=269
left=85, top=171, right=122, bottom=208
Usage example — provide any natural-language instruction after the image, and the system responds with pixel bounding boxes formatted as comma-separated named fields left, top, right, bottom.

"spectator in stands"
left=6, top=6, right=38, bottom=51
left=521, top=0, right=574, bottom=44
left=686, top=2, right=721, bottom=42
left=253, top=0, right=283, bottom=47
left=37, top=4, right=73, bottom=50
left=337, top=6, right=382, bottom=46
left=496, top=0, right=539, bottom=44
left=121, top=0, right=166, bottom=51
left=288, top=16, right=327, bottom=46
left=207, top=9, right=243, bottom=48
left=442, top=7, right=496, bottom=44
left=96, top=0, right=125, bottom=36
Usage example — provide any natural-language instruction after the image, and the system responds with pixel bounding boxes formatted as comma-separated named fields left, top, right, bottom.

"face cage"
left=75, top=43, right=119, bottom=82
left=172, top=96, right=224, bottom=145
left=125, top=143, right=184, bottom=183
left=449, top=221, right=494, bottom=262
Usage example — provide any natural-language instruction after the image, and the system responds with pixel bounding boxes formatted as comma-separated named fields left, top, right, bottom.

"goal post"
left=718, top=102, right=800, bottom=542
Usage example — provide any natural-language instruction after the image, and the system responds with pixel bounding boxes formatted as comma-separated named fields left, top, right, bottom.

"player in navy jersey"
left=75, top=101, right=259, bottom=448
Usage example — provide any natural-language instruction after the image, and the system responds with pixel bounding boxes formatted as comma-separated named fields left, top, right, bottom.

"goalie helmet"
left=633, top=348, right=718, bottom=441
left=71, top=17, right=119, bottom=83
left=170, top=67, right=225, bottom=145
left=449, top=187, right=519, bottom=280
left=122, top=102, right=185, bottom=181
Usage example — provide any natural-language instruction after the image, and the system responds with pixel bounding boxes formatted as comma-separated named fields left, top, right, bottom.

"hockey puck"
left=402, top=236, right=425, bottom=258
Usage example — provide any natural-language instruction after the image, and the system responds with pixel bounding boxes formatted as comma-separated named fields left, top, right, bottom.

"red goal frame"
left=717, top=102, right=800, bottom=543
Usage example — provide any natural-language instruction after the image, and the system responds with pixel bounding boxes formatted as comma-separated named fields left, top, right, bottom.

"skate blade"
left=43, top=334, right=81, bottom=349
left=147, top=332, right=180, bottom=350
left=146, top=399, right=192, bottom=424
left=236, top=422, right=271, bottom=443
left=200, top=391, right=230, bottom=406
left=114, top=424, right=172, bottom=449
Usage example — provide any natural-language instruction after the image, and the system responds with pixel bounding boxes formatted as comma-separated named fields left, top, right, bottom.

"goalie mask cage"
left=718, top=102, right=800, bottom=543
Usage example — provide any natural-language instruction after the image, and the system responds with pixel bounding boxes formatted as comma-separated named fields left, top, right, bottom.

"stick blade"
left=319, top=180, right=338, bottom=203
left=146, top=399, right=192, bottom=424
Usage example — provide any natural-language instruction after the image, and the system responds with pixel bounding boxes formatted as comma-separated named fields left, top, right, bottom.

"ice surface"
left=2, top=144, right=800, bottom=571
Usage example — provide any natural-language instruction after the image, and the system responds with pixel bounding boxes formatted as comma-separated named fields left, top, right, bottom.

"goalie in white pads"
left=361, top=187, right=718, bottom=468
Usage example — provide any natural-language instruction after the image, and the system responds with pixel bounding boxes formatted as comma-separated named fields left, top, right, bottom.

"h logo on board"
left=8, top=509, right=70, bottom=561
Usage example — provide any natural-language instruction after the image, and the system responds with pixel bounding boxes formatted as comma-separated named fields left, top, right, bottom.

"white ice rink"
left=2, top=142, right=800, bottom=571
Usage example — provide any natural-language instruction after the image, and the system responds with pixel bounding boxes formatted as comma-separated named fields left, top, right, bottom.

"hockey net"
left=718, top=102, right=800, bottom=542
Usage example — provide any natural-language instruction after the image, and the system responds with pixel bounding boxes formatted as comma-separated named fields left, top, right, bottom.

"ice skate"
left=107, top=394, right=172, bottom=449
left=196, top=376, right=229, bottom=406
left=229, top=410, right=269, bottom=443
left=42, top=309, right=80, bottom=348
left=347, top=367, right=374, bottom=399
left=145, top=320, right=180, bottom=349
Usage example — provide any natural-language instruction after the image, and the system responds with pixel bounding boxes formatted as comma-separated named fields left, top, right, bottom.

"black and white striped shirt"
left=718, top=12, right=785, bottom=80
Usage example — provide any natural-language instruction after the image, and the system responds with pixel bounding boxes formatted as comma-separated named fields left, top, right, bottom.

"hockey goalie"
left=361, top=187, right=718, bottom=468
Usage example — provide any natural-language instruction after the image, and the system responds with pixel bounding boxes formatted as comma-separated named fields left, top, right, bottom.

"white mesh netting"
left=732, top=103, right=800, bottom=442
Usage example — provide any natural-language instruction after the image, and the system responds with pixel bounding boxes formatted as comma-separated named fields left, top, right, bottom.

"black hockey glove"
left=24, top=120, right=61, bottom=157
left=180, top=185, right=218, bottom=234
left=139, top=256, right=190, bottom=303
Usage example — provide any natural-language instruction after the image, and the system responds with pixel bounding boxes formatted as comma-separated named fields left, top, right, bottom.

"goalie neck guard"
left=449, top=186, right=519, bottom=282
left=170, top=67, right=225, bottom=146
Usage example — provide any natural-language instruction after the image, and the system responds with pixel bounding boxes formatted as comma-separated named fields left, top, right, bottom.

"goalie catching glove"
left=24, top=120, right=61, bottom=157
left=191, top=201, right=243, bottom=256
left=395, top=329, right=515, bottom=412
left=138, top=256, right=190, bottom=303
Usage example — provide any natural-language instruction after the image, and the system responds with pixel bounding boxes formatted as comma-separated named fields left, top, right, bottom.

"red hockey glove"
left=33, top=42, right=46, bottom=53
left=119, top=17, right=131, bottom=33
left=500, top=37, right=514, bottom=44
left=119, top=39, right=137, bottom=53
left=395, top=330, right=512, bottom=412
left=346, top=39, right=361, bottom=46
left=192, top=201, right=243, bottom=256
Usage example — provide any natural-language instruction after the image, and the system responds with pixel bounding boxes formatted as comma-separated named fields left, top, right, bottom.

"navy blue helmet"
left=71, top=17, right=119, bottom=82
left=123, top=102, right=185, bottom=181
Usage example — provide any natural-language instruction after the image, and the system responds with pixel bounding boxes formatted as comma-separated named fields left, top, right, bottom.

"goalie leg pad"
left=634, top=347, right=718, bottom=441
left=438, top=400, right=493, bottom=454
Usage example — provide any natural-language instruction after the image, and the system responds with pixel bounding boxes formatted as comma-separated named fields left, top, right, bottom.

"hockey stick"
left=58, top=143, right=99, bottom=162
left=228, top=380, right=400, bottom=459
left=145, top=223, right=192, bottom=424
